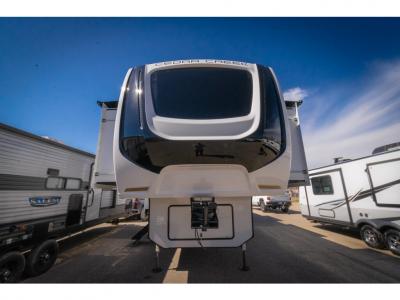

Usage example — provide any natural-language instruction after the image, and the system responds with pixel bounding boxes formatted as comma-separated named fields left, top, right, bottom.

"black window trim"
left=258, top=65, right=287, bottom=157
left=120, top=67, right=140, bottom=141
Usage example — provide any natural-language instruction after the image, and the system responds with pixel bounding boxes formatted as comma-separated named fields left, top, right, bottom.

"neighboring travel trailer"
left=299, top=146, right=400, bottom=256
left=110, top=59, right=309, bottom=270
left=0, top=123, right=127, bottom=282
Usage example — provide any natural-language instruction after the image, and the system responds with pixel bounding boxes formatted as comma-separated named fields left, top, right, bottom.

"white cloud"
left=283, top=87, right=308, bottom=101
left=287, top=59, right=400, bottom=169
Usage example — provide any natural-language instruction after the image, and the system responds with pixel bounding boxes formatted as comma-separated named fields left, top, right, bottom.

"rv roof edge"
left=372, top=141, right=400, bottom=155
left=310, top=148, right=400, bottom=172
left=0, top=122, right=95, bottom=158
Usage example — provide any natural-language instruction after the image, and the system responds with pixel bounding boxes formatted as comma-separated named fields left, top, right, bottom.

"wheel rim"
left=1, top=268, right=11, bottom=282
left=39, top=251, right=51, bottom=265
left=35, top=248, right=55, bottom=270
left=387, top=234, right=400, bottom=251
left=364, top=229, right=378, bottom=244
left=0, top=263, right=16, bottom=282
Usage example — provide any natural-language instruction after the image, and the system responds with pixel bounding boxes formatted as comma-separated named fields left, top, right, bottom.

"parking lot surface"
left=25, top=204, right=400, bottom=283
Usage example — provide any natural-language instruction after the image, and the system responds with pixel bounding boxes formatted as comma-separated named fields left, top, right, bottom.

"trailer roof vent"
left=47, top=168, right=60, bottom=176
left=333, top=157, right=351, bottom=164
left=372, top=142, right=400, bottom=155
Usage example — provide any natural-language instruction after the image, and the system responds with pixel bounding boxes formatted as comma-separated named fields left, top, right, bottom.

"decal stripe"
left=314, top=199, right=345, bottom=207
left=352, top=178, right=400, bottom=202
left=312, top=178, right=399, bottom=210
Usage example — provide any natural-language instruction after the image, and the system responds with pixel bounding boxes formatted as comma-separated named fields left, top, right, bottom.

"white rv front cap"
left=144, top=59, right=261, bottom=141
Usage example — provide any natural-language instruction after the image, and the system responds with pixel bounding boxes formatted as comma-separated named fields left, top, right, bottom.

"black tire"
left=26, top=239, right=59, bottom=277
left=385, top=229, right=400, bottom=256
left=111, top=218, right=120, bottom=225
left=360, top=225, right=385, bottom=249
left=260, top=200, right=266, bottom=212
left=281, top=206, right=289, bottom=213
left=0, top=251, right=25, bottom=283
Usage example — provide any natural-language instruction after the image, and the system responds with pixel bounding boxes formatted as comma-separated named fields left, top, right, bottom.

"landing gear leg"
left=240, top=243, right=249, bottom=271
left=152, top=244, right=162, bottom=273
left=131, top=224, right=149, bottom=245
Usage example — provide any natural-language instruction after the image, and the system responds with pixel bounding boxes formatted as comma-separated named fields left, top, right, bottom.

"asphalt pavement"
left=24, top=204, right=400, bottom=283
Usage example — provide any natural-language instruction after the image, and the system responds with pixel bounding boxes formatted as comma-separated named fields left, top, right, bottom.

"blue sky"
left=1, top=18, right=400, bottom=167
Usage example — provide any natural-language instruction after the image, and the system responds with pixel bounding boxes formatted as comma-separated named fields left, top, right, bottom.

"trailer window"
left=65, top=178, right=82, bottom=190
left=311, top=175, right=334, bottom=195
left=46, top=177, right=66, bottom=189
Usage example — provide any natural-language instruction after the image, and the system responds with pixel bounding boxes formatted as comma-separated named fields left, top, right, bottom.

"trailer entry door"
left=66, top=194, right=83, bottom=226
left=308, top=170, right=352, bottom=223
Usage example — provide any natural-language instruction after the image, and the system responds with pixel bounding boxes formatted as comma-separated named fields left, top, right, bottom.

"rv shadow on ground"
left=21, top=225, right=119, bottom=281
left=24, top=223, right=175, bottom=283
left=174, top=213, right=400, bottom=283
left=313, top=223, right=361, bottom=239
left=57, top=225, right=118, bottom=252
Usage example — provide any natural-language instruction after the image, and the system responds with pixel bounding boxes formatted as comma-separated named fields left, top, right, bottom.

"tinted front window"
left=150, top=67, right=252, bottom=119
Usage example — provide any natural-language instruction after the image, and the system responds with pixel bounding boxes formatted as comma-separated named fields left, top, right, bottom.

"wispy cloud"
left=288, top=59, right=400, bottom=169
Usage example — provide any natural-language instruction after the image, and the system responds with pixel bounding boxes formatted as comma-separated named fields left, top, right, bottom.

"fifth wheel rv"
left=110, top=59, right=309, bottom=271
left=0, top=123, right=127, bottom=283
left=299, top=145, right=400, bottom=256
